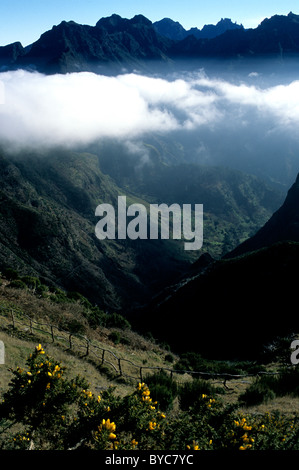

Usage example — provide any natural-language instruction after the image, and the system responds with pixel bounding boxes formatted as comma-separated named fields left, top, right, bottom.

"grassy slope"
left=0, top=277, right=179, bottom=399
left=0, top=277, right=298, bottom=417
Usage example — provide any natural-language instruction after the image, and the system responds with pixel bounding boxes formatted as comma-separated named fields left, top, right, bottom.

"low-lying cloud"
left=1, top=67, right=299, bottom=184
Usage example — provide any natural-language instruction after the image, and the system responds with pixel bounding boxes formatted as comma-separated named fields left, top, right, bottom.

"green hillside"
left=0, top=147, right=283, bottom=314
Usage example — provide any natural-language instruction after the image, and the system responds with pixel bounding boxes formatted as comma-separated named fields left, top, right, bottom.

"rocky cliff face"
left=227, top=173, right=299, bottom=258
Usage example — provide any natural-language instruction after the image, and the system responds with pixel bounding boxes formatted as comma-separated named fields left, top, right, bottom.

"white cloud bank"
left=0, top=69, right=299, bottom=150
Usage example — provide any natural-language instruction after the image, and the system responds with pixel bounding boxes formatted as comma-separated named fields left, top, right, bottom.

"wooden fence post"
left=51, top=326, right=55, bottom=343
left=101, top=350, right=105, bottom=365
left=118, top=358, right=122, bottom=376
left=69, top=334, right=73, bottom=350
left=11, top=311, right=15, bottom=329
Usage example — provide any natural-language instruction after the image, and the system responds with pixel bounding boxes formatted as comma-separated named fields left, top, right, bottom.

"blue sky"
left=0, top=0, right=298, bottom=46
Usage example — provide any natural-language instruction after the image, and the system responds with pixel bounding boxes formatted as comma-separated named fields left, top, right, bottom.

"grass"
left=0, top=277, right=182, bottom=399
left=0, top=275, right=299, bottom=418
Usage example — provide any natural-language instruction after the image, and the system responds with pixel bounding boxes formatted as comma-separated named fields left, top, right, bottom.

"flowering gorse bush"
left=0, top=345, right=299, bottom=450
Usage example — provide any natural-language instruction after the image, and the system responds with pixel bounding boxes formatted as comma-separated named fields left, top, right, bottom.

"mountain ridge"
left=153, top=17, right=243, bottom=41
left=226, top=173, right=299, bottom=258
left=0, top=148, right=283, bottom=314
left=1, top=12, right=299, bottom=74
left=128, top=172, right=299, bottom=359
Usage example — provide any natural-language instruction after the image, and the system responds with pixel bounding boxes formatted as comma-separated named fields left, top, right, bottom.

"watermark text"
left=95, top=196, right=203, bottom=251
left=291, top=339, right=299, bottom=365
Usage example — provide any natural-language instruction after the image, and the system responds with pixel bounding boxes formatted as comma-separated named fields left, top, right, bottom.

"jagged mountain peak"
left=1, top=12, right=299, bottom=75
left=154, top=16, right=243, bottom=41
left=96, top=13, right=152, bottom=32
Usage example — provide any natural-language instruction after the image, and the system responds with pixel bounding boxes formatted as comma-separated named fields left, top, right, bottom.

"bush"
left=239, top=368, right=299, bottom=406
left=1, top=346, right=299, bottom=450
left=8, top=280, right=27, bottom=290
left=143, top=371, right=178, bottom=411
left=67, top=291, right=93, bottom=309
left=2, top=267, right=20, bottom=280
left=20, top=276, right=41, bottom=291
left=175, top=352, right=262, bottom=376
left=178, top=378, right=222, bottom=411
left=165, top=353, right=174, bottom=363
left=239, top=380, right=276, bottom=406
left=105, top=313, right=131, bottom=330
left=109, top=331, right=121, bottom=345
left=65, top=319, right=86, bottom=335
left=49, top=288, right=69, bottom=304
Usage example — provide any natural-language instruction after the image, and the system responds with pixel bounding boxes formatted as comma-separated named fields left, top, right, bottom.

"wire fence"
left=0, top=303, right=281, bottom=388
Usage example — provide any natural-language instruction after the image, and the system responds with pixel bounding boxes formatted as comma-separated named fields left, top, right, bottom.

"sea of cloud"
left=0, top=68, right=298, bottom=145
left=0, top=67, right=299, bottom=184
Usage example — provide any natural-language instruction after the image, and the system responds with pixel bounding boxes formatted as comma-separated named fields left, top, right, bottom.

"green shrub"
left=65, top=319, right=86, bottom=336
left=2, top=267, right=20, bottom=280
left=67, top=291, right=93, bottom=309
left=239, top=368, right=299, bottom=406
left=109, top=331, right=121, bottom=345
left=178, top=378, right=221, bottom=411
left=20, top=276, right=41, bottom=291
left=238, top=380, right=276, bottom=406
left=105, top=313, right=131, bottom=330
left=8, top=280, right=27, bottom=290
left=49, top=288, right=69, bottom=304
left=276, top=368, right=299, bottom=397
left=165, top=353, right=174, bottom=363
left=175, top=352, right=262, bottom=376
left=1, top=346, right=299, bottom=450
left=143, top=371, right=178, bottom=411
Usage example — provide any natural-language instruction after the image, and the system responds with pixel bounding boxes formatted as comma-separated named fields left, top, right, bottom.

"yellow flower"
left=53, top=365, right=60, bottom=374
left=36, top=344, right=45, bottom=354
left=148, top=421, right=157, bottom=431
left=131, top=439, right=138, bottom=447
left=187, top=440, right=200, bottom=450
left=243, top=425, right=252, bottom=431
left=101, top=419, right=116, bottom=433
left=97, top=395, right=101, bottom=403
left=109, top=433, right=117, bottom=440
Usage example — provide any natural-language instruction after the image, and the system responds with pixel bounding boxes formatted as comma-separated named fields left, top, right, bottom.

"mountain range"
left=1, top=12, right=299, bottom=74
left=0, top=147, right=282, bottom=313
left=1, top=11, right=299, bottom=361
left=153, top=17, right=243, bottom=41
left=129, top=173, right=299, bottom=359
